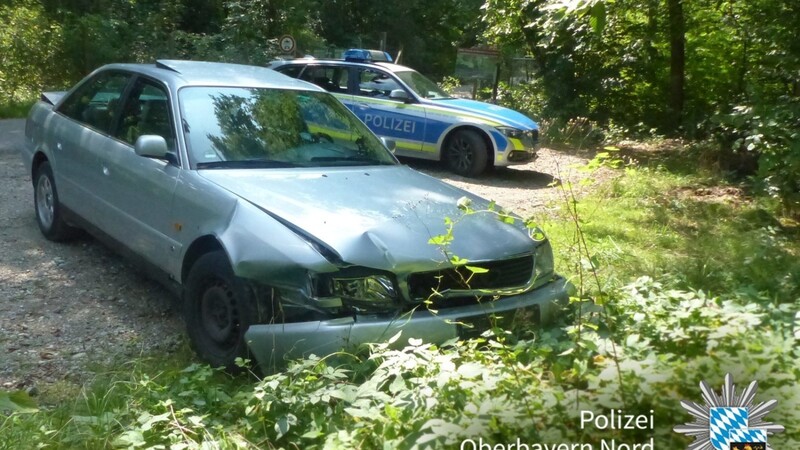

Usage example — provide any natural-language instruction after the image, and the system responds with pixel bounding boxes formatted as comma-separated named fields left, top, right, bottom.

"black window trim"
left=112, top=75, right=179, bottom=155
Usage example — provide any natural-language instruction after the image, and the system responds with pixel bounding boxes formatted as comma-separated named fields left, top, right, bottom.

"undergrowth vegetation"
left=2, top=148, right=799, bottom=449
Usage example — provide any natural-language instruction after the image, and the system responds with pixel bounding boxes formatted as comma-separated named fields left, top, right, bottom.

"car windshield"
left=179, top=87, right=397, bottom=168
left=394, top=70, right=451, bottom=100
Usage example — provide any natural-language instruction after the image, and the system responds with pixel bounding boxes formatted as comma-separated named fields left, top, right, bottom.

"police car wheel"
left=445, top=129, right=488, bottom=177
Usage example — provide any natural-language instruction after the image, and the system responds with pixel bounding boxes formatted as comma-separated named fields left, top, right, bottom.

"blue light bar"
left=342, top=49, right=393, bottom=63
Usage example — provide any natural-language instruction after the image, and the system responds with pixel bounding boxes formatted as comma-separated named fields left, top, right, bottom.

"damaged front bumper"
left=245, top=276, right=573, bottom=371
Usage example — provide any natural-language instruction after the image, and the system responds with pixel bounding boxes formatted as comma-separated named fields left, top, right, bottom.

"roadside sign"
left=279, top=35, right=296, bottom=54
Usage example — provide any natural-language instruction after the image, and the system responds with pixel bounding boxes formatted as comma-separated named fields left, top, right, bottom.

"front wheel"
left=34, top=162, right=78, bottom=241
left=184, top=251, right=270, bottom=371
left=444, top=129, right=489, bottom=177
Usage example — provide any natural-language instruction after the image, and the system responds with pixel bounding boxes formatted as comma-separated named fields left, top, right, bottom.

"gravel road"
left=0, top=119, right=182, bottom=390
left=0, top=118, right=592, bottom=391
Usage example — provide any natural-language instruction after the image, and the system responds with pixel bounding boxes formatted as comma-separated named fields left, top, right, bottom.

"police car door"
left=350, top=67, right=425, bottom=154
left=298, top=64, right=353, bottom=107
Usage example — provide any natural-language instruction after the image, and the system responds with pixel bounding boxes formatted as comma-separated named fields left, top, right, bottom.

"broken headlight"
left=532, top=240, right=555, bottom=288
left=315, top=273, right=398, bottom=313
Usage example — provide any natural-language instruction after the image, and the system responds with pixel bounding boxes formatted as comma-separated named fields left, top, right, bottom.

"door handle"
left=56, top=142, right=62, bottom=151
left=102, top=166, right=110, bottom=176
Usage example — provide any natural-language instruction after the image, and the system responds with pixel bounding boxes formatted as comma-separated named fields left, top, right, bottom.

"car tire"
left=444, top=129, right=489, bottom=177
left=184, top=250, right=269, bottom=371
left=34, top=162, right=78, bottom=241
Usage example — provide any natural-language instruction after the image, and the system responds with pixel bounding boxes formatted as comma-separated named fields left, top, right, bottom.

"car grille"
left=508, top=150, right=536, bottom=162
left=407, top=255, right=534, bottom=303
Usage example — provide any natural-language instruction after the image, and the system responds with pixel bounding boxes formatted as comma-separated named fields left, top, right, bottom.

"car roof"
left=100, top=60, right=323, bottom=92
left=271, top=58, right=415, bottom=74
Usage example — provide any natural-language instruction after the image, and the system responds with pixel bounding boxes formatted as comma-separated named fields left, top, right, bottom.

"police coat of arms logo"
left=674, top=373, right=784, bottom=450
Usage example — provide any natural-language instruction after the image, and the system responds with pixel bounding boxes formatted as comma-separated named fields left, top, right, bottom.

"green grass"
left=543, top=163, right=799, bottom=302
left=0, top=98, right=35, bottom=119
left=2, top=150, right=798, bottom=449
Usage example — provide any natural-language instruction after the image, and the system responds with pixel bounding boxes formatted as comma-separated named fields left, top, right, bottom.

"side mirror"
left=134, top=135, right=169, bottom=159
left=389, top=89, right=410, bottom=103
left=381, top=137, right=397, bottom=153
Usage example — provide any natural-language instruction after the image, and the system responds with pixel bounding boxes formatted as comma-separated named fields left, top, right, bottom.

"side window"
left=356, top=69, right=401, bottom=99
left=300, top=66, right=348, bottom=93
left=276, top=65, right=303, bottom=78
left=115, top=79, right=175, bottom=150
left=57, top=71, right=131, bottom=133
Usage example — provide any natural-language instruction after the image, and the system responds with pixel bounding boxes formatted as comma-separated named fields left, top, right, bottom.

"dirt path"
left=0, top=120, right=182, bottom=390
left=0, top=119, right=594, bottom=390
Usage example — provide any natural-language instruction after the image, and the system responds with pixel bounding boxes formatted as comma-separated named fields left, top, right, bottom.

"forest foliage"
left=1, top=0, right=796, bottom=212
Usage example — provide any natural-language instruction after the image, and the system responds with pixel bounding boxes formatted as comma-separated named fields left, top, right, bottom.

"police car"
left=269, top=49, right=539, bottom=176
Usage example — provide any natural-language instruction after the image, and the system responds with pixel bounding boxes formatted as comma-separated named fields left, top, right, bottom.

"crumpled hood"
left=430, top=98, right=538, bottom=131
left=200, top=165, right=537, bottom=273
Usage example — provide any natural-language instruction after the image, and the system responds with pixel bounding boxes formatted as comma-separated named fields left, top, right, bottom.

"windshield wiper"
left=196, top=159, right=301, bottom=169
left=309, top=156, right=394, bottom=166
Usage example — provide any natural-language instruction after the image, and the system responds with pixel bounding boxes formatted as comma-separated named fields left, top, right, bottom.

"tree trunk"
left=667, top=0, right=685, bottom=133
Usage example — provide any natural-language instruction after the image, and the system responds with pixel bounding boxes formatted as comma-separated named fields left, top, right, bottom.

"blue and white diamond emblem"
left=709, top=407, right=749, bottom=450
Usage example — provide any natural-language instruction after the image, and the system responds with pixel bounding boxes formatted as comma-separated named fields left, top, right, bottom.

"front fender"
left=173, top=172, right=339, bottom=294
left=218, top=199, right=340, bottom=290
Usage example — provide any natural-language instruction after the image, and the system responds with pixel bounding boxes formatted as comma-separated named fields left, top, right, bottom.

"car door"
left=96, top=76, right=182, bottom=272
left=297, top=64, right=352, bottom=104
left=52, top=71, right=133, bottom=223
left=348, top=67, right=426, bottom=154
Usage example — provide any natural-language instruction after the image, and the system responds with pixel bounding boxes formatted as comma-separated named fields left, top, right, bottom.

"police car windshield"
left=394, top=70, right=451, bottom=100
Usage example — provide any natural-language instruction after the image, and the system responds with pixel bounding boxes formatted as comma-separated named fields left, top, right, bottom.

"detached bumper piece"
left=245, top=277, right=571, bottom=372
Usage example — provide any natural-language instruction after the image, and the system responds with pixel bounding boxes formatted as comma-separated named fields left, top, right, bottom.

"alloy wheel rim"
left=449, top=138, right=472, bottom=171
left=36, top=176, right=55, bottom=228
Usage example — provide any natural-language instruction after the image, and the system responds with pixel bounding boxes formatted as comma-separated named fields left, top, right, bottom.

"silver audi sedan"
left=22, top=60, right=571, bottom=371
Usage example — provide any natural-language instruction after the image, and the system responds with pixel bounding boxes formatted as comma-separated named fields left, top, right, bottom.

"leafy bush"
left=437, top=76, right=462, bottom=96
left=4, top=280, right=797, bottom=449
left=711, top=99, right=800, bottom=216
left=0, top=1, right=63, bottom=104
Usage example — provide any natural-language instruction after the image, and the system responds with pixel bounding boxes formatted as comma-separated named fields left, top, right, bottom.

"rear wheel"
left=34, top=162, right=78, bottom=241
left=444, top=129, right=489, bottom=177
left=184, top=251, right=271, bottom=371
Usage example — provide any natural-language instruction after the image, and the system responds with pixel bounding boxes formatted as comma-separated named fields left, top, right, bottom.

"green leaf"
left=0, top=390, right=38, bottom=413
left=428, top=235, right=451, bottom=246
left=450, top=255, right=469, bottom=265
left=465, top=265, right=489, bottom=274
left=558, top=347, right=575, bottom=356
left=457, top=362, right=485, bottom=379
left=274, top=413, right=297, bottom=440
left=457, top=196, right=472, bottom=211
left=112, top=430, right=145, bottom=448
left=589, top=1, right=606, bottom=35
left=139, top=411, right=170, bottom=431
